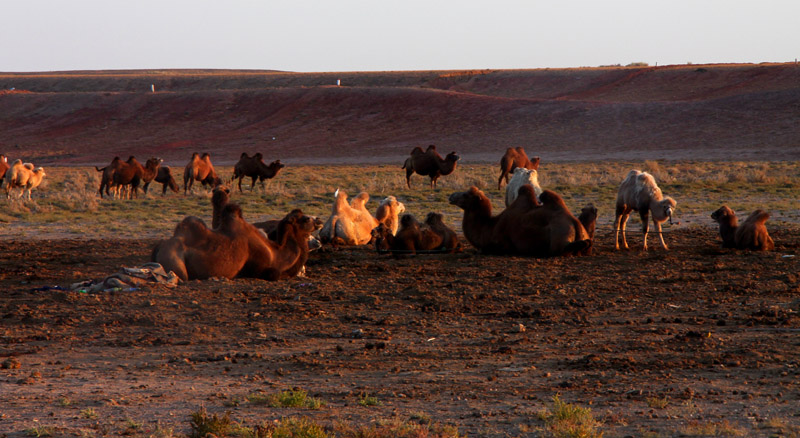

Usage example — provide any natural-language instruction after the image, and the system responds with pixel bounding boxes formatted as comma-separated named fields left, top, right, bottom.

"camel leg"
left=405, top=169, right=413, bottom=189
left=655, top=218, right=668, bottom=250
left=640, top=210, right=650, bottom=251
left=498, top=171, right=507, bottom=190
left=250, top=177, right=257, bottom=191
left=620, top=212, right=631, bottom=250
left=614, top=206, right=629, bottom=250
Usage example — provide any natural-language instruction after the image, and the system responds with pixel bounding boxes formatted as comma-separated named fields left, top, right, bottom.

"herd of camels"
left=1, top=145, right=775, bottom=282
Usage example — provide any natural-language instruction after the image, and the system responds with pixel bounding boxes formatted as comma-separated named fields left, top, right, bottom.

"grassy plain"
left=1, top=161, right=798, bottom=241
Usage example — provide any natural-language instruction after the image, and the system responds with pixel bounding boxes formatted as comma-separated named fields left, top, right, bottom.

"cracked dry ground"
left=1, top=225, right=799, bottom=437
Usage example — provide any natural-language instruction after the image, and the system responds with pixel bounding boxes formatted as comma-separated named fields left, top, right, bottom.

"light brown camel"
left=183, top=152, right=222, bottom=194
left=498, top=147, right=540, bottom=189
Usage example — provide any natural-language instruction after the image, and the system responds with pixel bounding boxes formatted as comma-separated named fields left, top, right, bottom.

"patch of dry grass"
left=2, top=161, right=798, bottom=240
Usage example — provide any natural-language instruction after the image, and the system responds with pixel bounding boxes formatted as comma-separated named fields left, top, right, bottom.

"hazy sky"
left=3, top=0, right=798, bottom=72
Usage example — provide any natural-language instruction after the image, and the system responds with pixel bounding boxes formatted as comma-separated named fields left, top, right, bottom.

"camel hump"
left=426, top=144, right=437, bottom=152
left=746, top=209, right=770, bottom=225
left=410, top=146, right=425, bottom=155
left=240, top=152, right=249, bottom=159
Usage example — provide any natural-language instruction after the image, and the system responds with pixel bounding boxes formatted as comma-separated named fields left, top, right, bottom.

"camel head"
left=711, top=205, right=737, bottom=225
left=445, top=152, right=460, bottom=163
left=660, top=197, right=677, bottom=224
left=269, top=160, right=285, bottom=171
left=145, top=157, right=162, bottom=169
left=528, top=156, right=541, bottom=170
left=449, top=186, right=491, bottom=213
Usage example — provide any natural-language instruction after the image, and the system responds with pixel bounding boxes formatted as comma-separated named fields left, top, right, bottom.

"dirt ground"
left=1, top=225, right=798, bottom=437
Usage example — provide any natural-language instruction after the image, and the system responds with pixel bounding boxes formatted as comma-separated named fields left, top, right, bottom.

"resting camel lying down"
left=152, top=202, right=314, bottom=281
left=449, top=184, right=592, bottom=257
left=711, top=205, right=774, bottom=251
left=320, top=189, right=379, bottom=245
left=371, top=212, right=460, bottom=256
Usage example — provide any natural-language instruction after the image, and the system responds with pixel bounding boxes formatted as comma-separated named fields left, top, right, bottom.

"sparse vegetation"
left=680, top=420, right=744, bottom=436
left=247, top=389, right=324, bottom=409
left=189, top=408, right=241, bottom=438
left=646, top=396, right=669, bottom=409
left=537, top=395, right=604, bottom=438
left=80, top=407, right=98, bottom=419
left=25, top=424, right=55, bottom=437
left=357, top=393, right=381, bottom=407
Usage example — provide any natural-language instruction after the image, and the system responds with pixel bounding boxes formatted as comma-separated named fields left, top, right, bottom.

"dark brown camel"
left=402, top=145, right=459, bottom=189
left=711, top=205, right=774, bottom=251
left=96, top=156, right=121, bottom=198
left=143, top=165, right=180, bottom=195
left=209, top=185, right=317, bottom=278
left=449, top=185, right=591, bottom=257
left=372, top=212, right=460, bottom=256
left=111, top=156, right=146, bottom=199
left=498, top=147, right=540, bottom=189
left=578, top=204, right=598, bottom=241
left=151, top=203, right=253, bottom=281
left=184, top=152, right=221, bottom=194
left=0, top=154, right=9, bottom=187
left=232, top=152, right=285, bottom=192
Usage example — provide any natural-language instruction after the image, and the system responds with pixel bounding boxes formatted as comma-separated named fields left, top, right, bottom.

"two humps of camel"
left=4, top=159, right=46, bottom=200
left=151, top=186, right=317, bottom=281
left=449, top=184, right=595, bottom=257
left=711, top=205, right=774, bottom=251
left=232, top=152, right=285, bottom=192
left=319, top=190, right=405, bottom=246
left=402, top=145, right=459, bottom=189
left=184, top=152, right=222, bottom=194
left=371, top=212, right=460, bottom=256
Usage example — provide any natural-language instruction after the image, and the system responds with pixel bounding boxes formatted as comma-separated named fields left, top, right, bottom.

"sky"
left=2, top=0, right=798, bottom=72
